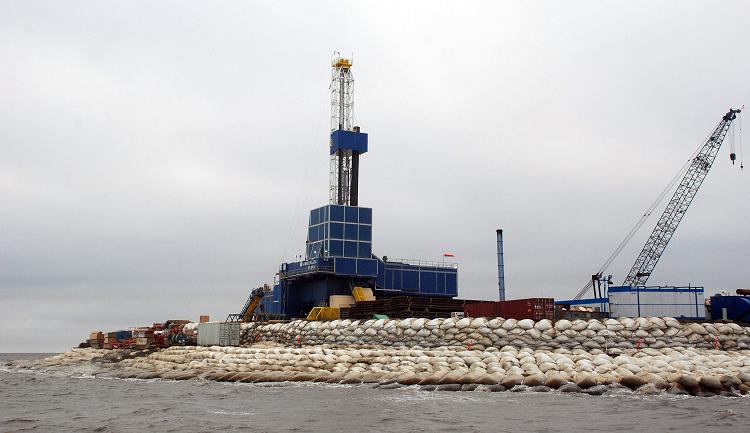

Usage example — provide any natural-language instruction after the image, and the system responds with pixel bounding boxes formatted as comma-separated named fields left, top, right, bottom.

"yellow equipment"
left=352, top=286, right=375, bottom=302
left=226, top=286, right=267, bottom=322
left=306, top=307, right=340, bottom=321
left=306, top=287, right=374, bottom=321
left=332, top=57, right=352, bottom=68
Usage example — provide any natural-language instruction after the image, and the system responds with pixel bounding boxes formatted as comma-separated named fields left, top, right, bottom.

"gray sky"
left=2, top=1, right=749, bottom=352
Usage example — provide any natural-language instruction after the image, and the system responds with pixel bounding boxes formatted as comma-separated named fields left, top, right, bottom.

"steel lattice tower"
left=329, top=53, right=358, bottom=206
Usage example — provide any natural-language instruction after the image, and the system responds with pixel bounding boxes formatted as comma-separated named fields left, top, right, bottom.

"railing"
left=386, top=258, right=459, bottom=270
left=279, top=262, right=335, bottom=279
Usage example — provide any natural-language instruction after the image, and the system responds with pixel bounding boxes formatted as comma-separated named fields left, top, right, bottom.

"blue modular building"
left=261, top=203, right=459, bottom=319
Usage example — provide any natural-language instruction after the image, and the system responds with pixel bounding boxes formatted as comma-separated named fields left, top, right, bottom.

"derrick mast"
left=329, top=53, right=367, bottom=206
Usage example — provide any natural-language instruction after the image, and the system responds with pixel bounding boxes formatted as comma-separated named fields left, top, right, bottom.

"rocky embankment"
left=6, top=317, right=750, bottom=397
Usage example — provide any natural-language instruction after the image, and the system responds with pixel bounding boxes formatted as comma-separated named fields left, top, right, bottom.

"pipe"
left=350, top=151, right=359, bottom=206
left=496, top=229, right=505, bottom=301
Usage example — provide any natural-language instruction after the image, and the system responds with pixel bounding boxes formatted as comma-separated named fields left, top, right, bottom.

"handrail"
left=386, top=258, right=458, bottom=269
left=280, top=263, right=335, bottom=279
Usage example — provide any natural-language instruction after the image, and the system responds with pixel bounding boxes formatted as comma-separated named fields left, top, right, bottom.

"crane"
left=574, top=108, right=742, bottom=299
left=623, top=108, right=742, bottom=286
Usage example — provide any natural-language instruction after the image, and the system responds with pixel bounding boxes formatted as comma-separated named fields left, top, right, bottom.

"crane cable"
left=740, top=111, right=744, bottom=170
left=730, top=116, right=737, bottom=164
left=572, top=122, right=719, bottom=300
left=279, top=138, right=320, bottom=265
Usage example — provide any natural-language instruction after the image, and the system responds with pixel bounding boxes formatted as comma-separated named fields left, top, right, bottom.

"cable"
left=740, top=111, right=744, bottom=170
left=279, top=138, right=319, bottom=264
left=729, top=119, right=736, bottom=162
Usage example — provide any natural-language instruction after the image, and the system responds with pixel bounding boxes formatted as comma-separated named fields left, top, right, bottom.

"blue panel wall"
left=330, top=130, right=368, bottom=154
left=421, top=271, right=437, bottom=294
left=335, top=258, right=357, bottom=275
left=306, top=204, right=373, bottom=261
left=375, top=259, right=458, bottom=297
left=357, top=259, right=378, bottom=277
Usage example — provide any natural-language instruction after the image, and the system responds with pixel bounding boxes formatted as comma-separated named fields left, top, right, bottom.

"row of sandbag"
left=230, top=317, right=750, bottom=351
left=107, top=345, right=750, bottom=396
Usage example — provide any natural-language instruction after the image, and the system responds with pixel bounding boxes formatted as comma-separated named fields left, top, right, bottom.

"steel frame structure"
left=622, top=108, right=742, bottom=286
left=329, top=53, right=356, bottom=205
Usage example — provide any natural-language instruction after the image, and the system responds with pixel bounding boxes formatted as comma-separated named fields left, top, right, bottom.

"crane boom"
left=622, top=108, right=742, bottom=287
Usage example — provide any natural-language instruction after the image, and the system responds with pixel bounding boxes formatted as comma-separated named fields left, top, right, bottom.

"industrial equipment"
left=710, top=289, right=750, bottom=322
left=306, top=307, right=341, bottom=321
left=227, top=285, right=268, bottom=322
left=154, top=320, right=191, bottom=347
left=573, top=108, right=743, bottom=301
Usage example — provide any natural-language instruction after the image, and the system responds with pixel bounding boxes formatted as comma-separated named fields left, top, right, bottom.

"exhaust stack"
left=496, top=229, right=505, bottom=301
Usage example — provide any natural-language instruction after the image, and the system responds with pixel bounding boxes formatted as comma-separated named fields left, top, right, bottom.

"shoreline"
left=5, top=344, right=749, bottom=397
left=5, top=316, right=750, bottom=398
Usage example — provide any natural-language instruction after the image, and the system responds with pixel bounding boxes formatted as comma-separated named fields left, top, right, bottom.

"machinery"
left=227, top=285, right=268, bottom=322
left=154, top=319, right=192, bottom=347
left=710, top=289, right=750, bottom=322
left=245, top=53, right=459, bottom=319
left=573, top=108, right=743, bottom=301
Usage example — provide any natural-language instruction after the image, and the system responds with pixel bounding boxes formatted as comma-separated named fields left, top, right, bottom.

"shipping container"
left=197, top=322, right=241, bottom=347
left=502, top=298, right=554, bottom=320
left=609, top=286, right=704, bottom=319
left=464, top=298, right=554, bottom=320
left=115, top=330, right=132, bottom=340
left=464, top=301, right=499, bottom=318
left=199, top=315, right=210, bottom=323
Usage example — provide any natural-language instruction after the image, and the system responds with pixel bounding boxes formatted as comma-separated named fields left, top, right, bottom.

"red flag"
left=443, top=253, right=455, bottom=257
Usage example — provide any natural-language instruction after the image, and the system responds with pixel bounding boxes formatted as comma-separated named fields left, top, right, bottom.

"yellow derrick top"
left=332, top=57, right=352, bottom=68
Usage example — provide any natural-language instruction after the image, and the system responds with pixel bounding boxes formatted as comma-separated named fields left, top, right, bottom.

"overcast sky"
left=2, top=1, right=749, bottom=352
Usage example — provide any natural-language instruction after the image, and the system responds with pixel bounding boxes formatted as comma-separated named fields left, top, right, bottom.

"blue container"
left=710, top=296, right=750, bottom=321
left=115, top=330, right=132, bottom=340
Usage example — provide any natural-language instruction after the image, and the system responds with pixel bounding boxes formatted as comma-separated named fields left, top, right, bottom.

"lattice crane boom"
left=622, top=108, right=742, bottom=287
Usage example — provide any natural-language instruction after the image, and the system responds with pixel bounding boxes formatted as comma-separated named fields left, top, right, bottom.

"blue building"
left=261, top=203, right=459, bottom=318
